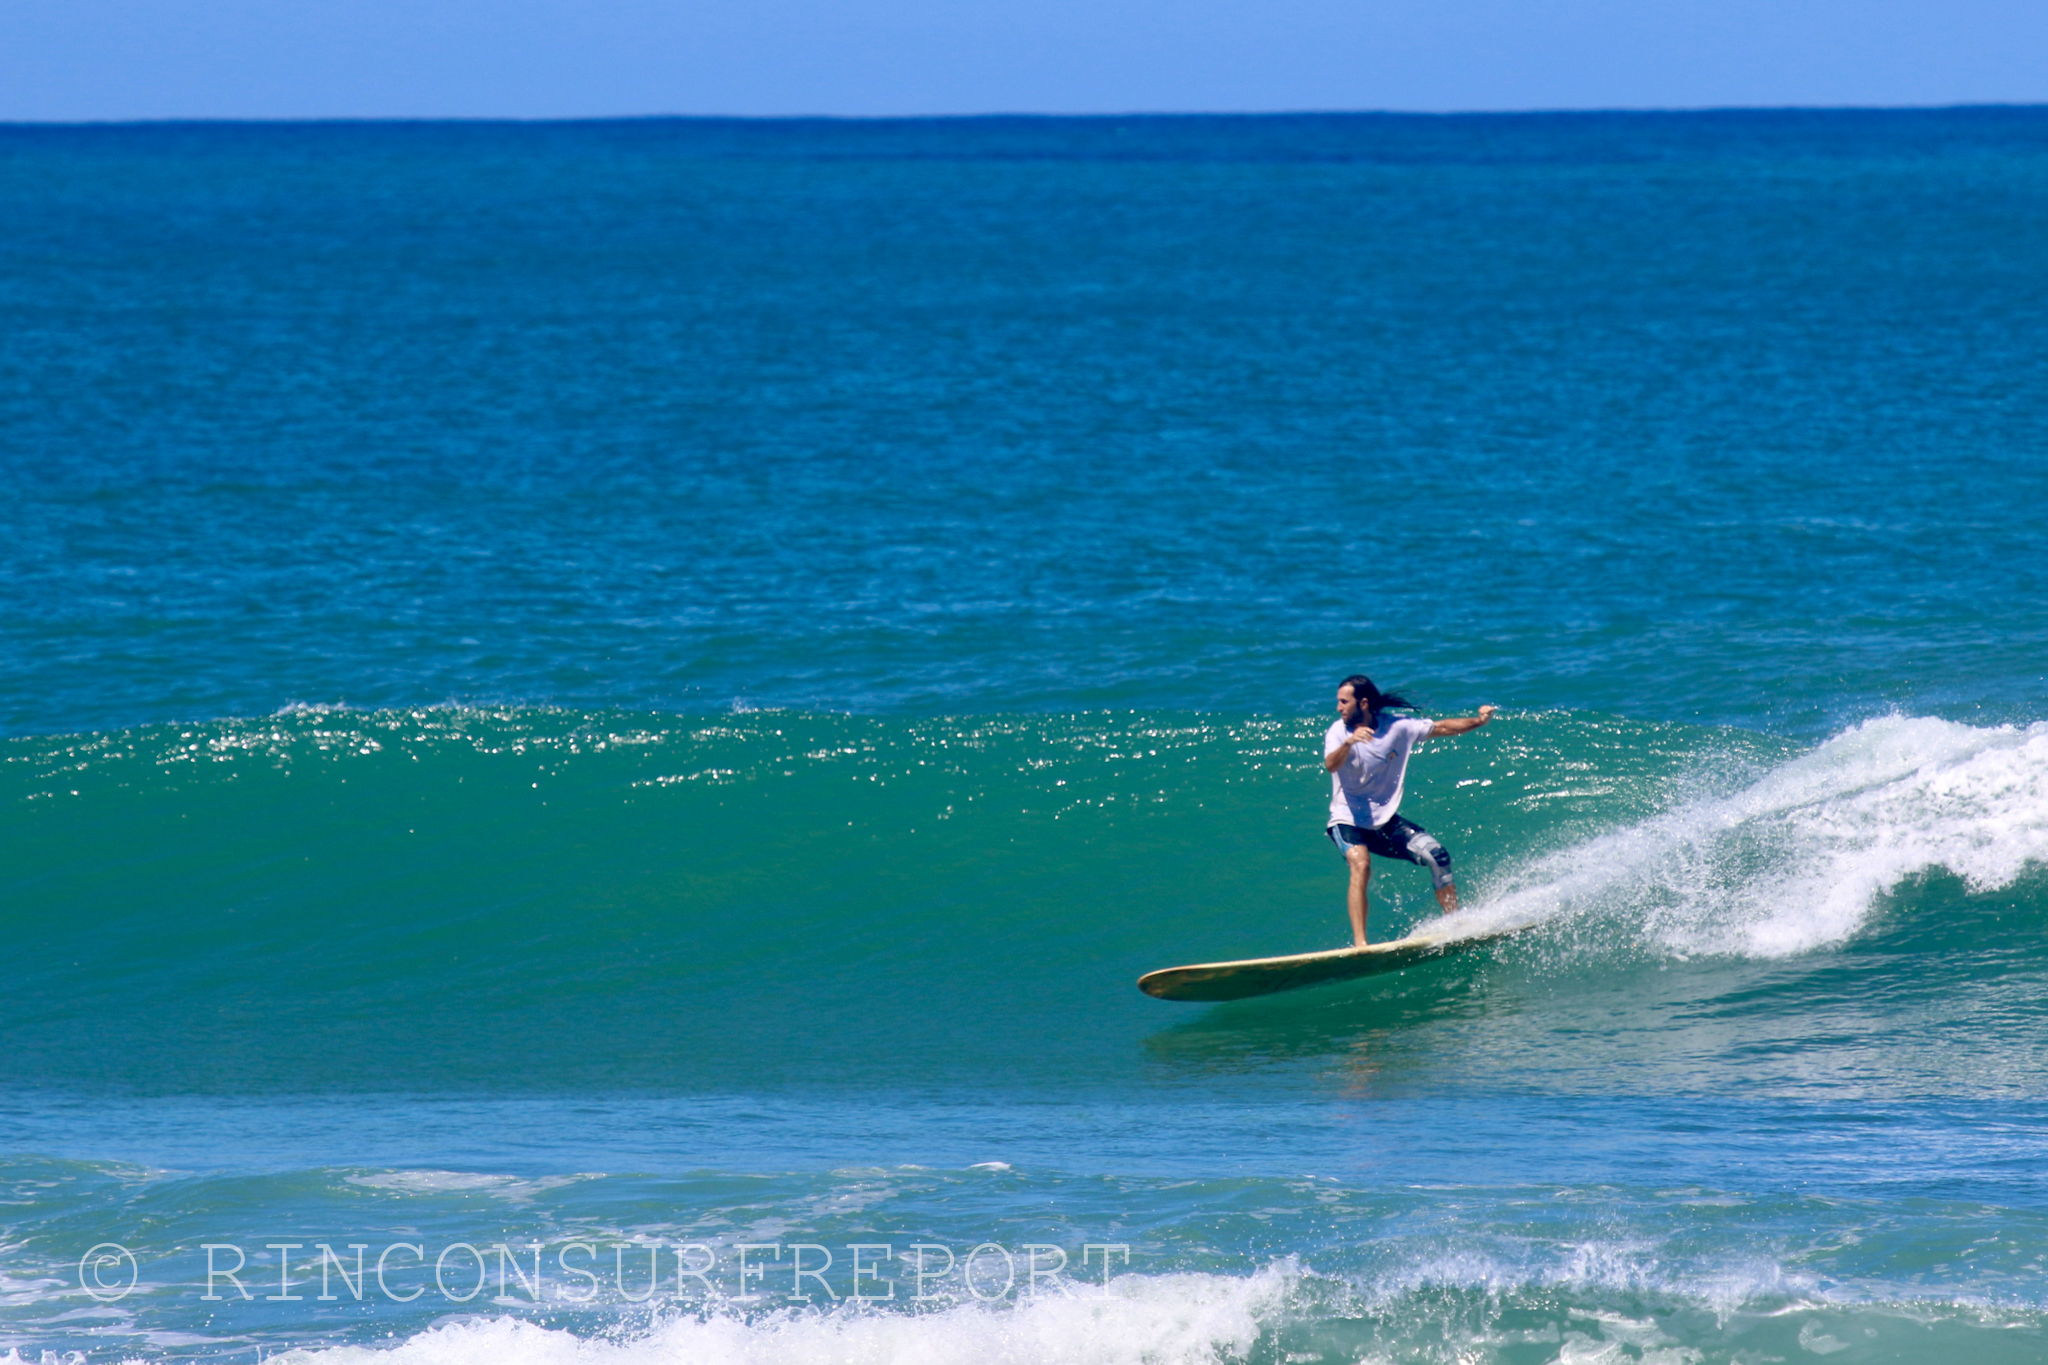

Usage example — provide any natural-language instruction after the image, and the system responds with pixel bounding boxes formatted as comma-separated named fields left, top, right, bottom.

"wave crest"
left=1477, top=715, right=2048, bottom=957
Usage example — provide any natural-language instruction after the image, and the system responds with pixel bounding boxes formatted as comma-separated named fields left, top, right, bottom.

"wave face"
left=6, top=705, right=2046, bottom=1102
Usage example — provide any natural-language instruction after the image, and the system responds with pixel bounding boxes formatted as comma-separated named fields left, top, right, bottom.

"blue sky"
left=5, top=0, right=2046, bottom=120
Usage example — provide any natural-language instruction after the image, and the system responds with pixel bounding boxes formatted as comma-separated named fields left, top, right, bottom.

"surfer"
left=1325, top=675, right=1495, bottom=946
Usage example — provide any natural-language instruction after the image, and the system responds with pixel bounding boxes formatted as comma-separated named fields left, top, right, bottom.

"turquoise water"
left=3, top=111, right=2048, bottom=1364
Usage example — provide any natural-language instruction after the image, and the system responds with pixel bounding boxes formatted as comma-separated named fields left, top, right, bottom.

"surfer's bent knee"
left=1405, top=831, right=1454, bottom=890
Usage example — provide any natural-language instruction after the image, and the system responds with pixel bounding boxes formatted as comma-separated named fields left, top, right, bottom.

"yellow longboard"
left=1137, top=918, right=1521, bottom=1002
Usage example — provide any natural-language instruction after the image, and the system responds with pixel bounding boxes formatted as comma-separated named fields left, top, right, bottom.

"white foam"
left=344, top=1171, right=596, bottom=1203
left=59, top=1254, right=2046, bottom=1365
left=1363, top=1237, right=1800, bottom=1321
left=1467, top=716, right=2048, bottom=958
left=267, top=1265, right=1292, bottom=1365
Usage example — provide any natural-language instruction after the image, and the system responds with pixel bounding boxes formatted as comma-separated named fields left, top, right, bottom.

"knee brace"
left=1406, top=832, right=1455, bottom=890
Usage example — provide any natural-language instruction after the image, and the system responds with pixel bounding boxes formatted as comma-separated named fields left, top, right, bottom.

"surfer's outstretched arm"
left=1428, top=704, right=1497, bottom=738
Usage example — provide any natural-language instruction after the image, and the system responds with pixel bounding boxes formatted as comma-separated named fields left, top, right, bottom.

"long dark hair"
left=1341, top=674, right=1412, bottom=728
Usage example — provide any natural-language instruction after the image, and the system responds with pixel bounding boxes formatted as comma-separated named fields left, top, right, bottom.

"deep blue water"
left=7, top=111, right=2047, bottom=737
left=3, top=110, right=2048, bottom=1365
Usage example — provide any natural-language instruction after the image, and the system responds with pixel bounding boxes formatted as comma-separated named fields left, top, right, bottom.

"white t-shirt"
left=1325, top=715, right=1433, bottom=830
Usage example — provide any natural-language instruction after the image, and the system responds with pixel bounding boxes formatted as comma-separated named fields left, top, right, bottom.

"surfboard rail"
left=1137, top=919, right=1518, bottom=1002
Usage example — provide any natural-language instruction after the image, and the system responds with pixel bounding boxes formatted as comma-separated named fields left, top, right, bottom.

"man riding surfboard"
left=1324, top=675, right=1495, bottom=946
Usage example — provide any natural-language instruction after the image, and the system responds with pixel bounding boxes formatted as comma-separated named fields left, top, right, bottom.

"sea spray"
left=1475, top=715, right=2048, bottom=958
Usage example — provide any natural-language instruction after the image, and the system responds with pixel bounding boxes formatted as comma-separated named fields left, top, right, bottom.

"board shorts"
left=1327, top=814, right=1435, bottom=864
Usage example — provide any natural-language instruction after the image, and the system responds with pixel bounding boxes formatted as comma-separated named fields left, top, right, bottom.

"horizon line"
left=6, top=101, right=2047, bottom=129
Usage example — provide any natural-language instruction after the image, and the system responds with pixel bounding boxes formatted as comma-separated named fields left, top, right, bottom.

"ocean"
left=3, top=109, right=2047, bottom=1364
